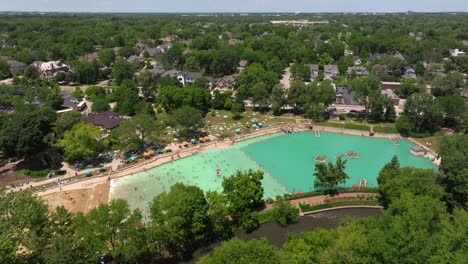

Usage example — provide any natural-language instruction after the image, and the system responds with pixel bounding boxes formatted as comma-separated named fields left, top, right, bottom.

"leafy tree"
left=57, top=122, right=103, bottom=162
left=72, top=87, right=84, bottom=100
left=290, top=63, right=310, bottom=80
left=384, top=100, right=397, bottom=122
left=98, top=49, right=116, bottom=66
left=319, top=53, right=332, bottom=68
left=137, top=70, right=156, bottom=99
left=272, top=196, right=299, bottom=226
left=0, top=106, right=56, bottom=158
left=314, top=157, right=349, bottom=191
left=111, top=113, right=161, bottom=151
left=271, top=84, right=286, bottom=116
left=436, top=95, right=466, bottom=128
left=46, top=91, right=64, bottom=110
left=84, top=86, right=106, bottom=101
left=149, top=183, right=209, bottom=257
left=397, top=77, right=422, bottom=98
left=0, top=59, right=10, bottom=78
left=396, top=114, right=411, bottom=135
left=251, top=81, right=269, bottom=111
left=23, top=65, right=39, bottom=79
left=288, top=80, right=307, bottom=113
left=222, top=170, right=264, bottom=231
left=337, top=56, right=354, bottom=74
left=199, top=238, right=284, bottom=264
left=213, top=48, right=239, bottom=76
left=206, top=191, right=232, bottom=239
left=74, top=60, right=98, bottom=84
left=0, top=190, right=49, bottom=263
left=54, top=111, right=82, bottom=138
left=113, top=80, right=140, bottom=116
left=91, top=95, right=110, bottom=113
left=439, top=135, right=468, bottom=210
left=231, top=103, right=243, bottom=120
left=404, top=93, right=443, bottom=133
left=77, top=199, right=146, bottom=263
left=161, top=42, right=184, bottom=68
left=431, top=72, right=464, bottom=97
left=378, top=158, right=444, bottom=207
left=112, top=60, right=135, bottom=85
left=283, top=229, right=335, bottom=264
left=117, top=46, right=137, bottom=58
left=169, top=106, right=204, bottom=137
left=348, top=76, right=381, bottom=115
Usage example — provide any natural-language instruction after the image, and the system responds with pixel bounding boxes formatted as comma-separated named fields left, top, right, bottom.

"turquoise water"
left=110, top=131, right=436, bottom=216
left=242, top=131, right=436, bottom=193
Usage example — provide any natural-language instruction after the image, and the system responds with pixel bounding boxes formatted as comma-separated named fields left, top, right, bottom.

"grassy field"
left=316, top=120, right=398, bottom=133
left=412, top=134, right=446, bottom=153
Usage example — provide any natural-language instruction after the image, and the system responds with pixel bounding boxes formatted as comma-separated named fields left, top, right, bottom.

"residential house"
left=33, top=61, right=70, bottom=78
left=367, top=53, right=383, bottom=65
left=307, top=64, right=319, bottom=81
left=402, top=66, right=416, bottom=78
left=93, top=45, right=104, bottom=50
left=157, top=69, right=180, bottom=79
left=135, top=40, right=148, bottom=52
left=449, top=49, right=465, bottom=57
left=84, top=111, right=123, bottom=131
left=324, top=65, right=339, bottom=80
left=159, top=35, right=178, bottom=43
left=238, top=60, right=248, bottom=72
left=84, top=52, right=98, bottom=62
left=381, top=81, right=401, bottom=91
left=6, top=60, right=27, bottom=75
left=381, top=89, right=400, bottom=105
left=180, top=39, right=193, bottom=46
left=215, top=75, right=237, bottom=91
left=228, top=39, right=243, bottom=45
left=335, top=86, right=358, bottom=105
left=347, top=66, right=369, bottom=77
left=463, top=40, right=468, bottom=47
left=372, top=64, right=389, bottom=74
left=126, top=55, right=140, bottom=63
left=393, top=51, right=406, bottom=61
left=353, top=56, right=362, bottom=65
left=177, top=71, right=203, bottom=87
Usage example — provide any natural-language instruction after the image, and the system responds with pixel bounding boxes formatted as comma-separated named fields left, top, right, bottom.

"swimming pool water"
left=110, top=131, right=437, bottom=217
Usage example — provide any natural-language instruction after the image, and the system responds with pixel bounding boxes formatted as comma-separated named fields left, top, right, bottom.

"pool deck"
left=30, top=121, right=439, bottom=215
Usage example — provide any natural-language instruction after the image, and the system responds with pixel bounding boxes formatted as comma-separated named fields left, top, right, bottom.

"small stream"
left=185, top=207, right=382, bottom=263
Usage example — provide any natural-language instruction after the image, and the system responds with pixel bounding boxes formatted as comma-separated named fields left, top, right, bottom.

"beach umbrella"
left=83, top=169, right=92, bottom=175
left=352, top=184, right=359, bottom=189
left=258, top=122, right=263, bottom=127
left=156, top=148, right=162, bottom=153
left=182, top=141, right=189, bottom=145
left=163, top=146, right=172, bottom=152
left=191, top=138, right=196, bottom=143
left=204, top=136, right=210, bottom=141
left=297, top=190, right=303, bottom=195
left=235, top=128, right=241, bottom=133
left=252, top=123, right=258, bottom=128
left=199, top=137, right=205, bottom=141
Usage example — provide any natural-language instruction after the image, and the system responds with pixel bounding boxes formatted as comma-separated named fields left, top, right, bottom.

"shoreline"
left=35, top=123, right=435, bottom=214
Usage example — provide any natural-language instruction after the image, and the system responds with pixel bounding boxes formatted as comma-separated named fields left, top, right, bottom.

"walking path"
left=263, top=192, right=379, bottom=211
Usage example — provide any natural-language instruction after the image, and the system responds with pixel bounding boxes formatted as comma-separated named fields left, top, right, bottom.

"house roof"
left=85, top=111, right=123, bottom=130
left=324, top=65, right=338, bottom=74
left=6, top=60, right=27, bottom=68
left=336, top=86, right=358, bottom=105
left=347, top=66, right=368, bottom=75
left=308, top=64, right=319, bottom=71
left=179, top=71, right=203, bottom=80
left=238, top=60, right=248, bottom=67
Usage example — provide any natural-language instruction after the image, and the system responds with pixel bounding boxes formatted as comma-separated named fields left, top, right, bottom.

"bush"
left=299, top=200, right=381, bottom=212
left=272, top=197, right=299, bottom=226
left=15, top=169, right=55, bottom=178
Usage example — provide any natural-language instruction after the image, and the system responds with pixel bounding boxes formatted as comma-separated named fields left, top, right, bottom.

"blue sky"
left=1, top=0, right=468, bottom=13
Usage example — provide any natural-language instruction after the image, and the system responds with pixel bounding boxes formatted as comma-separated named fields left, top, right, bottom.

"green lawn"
left=412, top=135, right=446, bottom=153
left=316, top=120, right=398, bottom=133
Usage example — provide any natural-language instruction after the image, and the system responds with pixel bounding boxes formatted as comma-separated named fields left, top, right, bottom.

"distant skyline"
left=1, top=0, right=468, bottom=13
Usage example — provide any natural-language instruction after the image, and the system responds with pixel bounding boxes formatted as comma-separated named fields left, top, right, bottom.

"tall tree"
left=314, top=157, right=349, bottom=191
left=349, top=76, right=381, bottom=115
left=57, top=122, right=103, bottom=162
left=149, top=183, right=209, bottom=257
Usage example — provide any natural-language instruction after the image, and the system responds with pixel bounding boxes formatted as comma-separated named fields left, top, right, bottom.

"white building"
left=450, top=49, right=465, bottom=57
